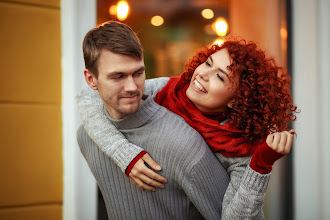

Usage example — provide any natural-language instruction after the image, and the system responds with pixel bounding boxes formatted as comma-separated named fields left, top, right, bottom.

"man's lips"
left=119, top=93, right=140, bottom=101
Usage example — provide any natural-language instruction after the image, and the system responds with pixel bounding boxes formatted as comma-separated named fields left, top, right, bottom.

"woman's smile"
left=193, top=79, right=207, bottom=93
left=186, top=48, right=236, bottom=113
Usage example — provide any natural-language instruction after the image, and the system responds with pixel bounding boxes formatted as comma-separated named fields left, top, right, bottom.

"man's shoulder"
left=77, top=124, right=87, bottom=138
left=151, top=107, right=210, bottom=154
left=157, top=107, right=201, bottom=136
left=153, top=110, right=226, bottom=179
left=76, top=125, right=91, bottom=152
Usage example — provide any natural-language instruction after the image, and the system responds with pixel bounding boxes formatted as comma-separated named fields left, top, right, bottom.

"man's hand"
left=128, top=153, right=167, bottom=191
left=266, top=129, right=295, bottom=155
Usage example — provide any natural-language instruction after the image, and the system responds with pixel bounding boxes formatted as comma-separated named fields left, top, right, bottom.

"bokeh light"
left=117, top=1, right=129, bottom=21
left=280, top=27, right=288, bottom=39
left=212, top=17, right=228, bottom=36
left=151, top=15, right=164, bottom=26
left=212, top=38, right=225, bottom=46
left=109, top=5, right=117, bottom=16
left=201, top=9, right=214, bottom=19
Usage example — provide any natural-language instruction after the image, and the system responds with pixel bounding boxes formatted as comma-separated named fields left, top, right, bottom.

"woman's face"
left=186, top=48, right=237, bottom=113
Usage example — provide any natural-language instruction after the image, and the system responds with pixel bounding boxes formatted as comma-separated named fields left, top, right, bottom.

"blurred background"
left=0, top=0, right=329, bottom=220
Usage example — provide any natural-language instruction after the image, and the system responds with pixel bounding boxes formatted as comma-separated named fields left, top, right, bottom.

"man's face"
left=85, top=49, right=145, bottom=119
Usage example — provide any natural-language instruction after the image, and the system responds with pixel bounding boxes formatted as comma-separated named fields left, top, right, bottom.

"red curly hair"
left=182, top=38, right=298, bottom=144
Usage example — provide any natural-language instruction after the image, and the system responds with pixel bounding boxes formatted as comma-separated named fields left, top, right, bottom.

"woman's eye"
left=205, top=60, right=211, bottom=66
left=217, top=74, right=224, bottom=82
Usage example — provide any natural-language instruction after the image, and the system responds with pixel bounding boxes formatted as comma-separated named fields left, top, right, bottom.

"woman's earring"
left=227, top=102, right=234, bottom=108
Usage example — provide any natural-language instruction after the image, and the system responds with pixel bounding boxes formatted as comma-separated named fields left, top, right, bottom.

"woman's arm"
left=144, top=77, right=169, bottom=97
left=76, top=77, right=169, bottom=190
left=216, top=153, right=269, bottom=220
left=76, top=87, right=145, bottom=172
left=217, top=131, right=294, bottom=219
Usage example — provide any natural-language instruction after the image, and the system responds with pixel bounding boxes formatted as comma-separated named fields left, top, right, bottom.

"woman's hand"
left=250, top=129, right=295, bottom=174
left=128, top=153, right=167, bottom=191
left=266, top=129, right=295, bottom=155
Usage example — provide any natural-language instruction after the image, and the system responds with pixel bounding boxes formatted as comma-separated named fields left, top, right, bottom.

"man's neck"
left=104, top=94, right=162, bottom=130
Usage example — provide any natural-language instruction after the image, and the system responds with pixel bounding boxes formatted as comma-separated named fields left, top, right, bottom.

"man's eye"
left=205, top=61, right=211, bottom=66
left=134, top=72, right=142, bottom=76
left=113, top=75, right=123, bottom=79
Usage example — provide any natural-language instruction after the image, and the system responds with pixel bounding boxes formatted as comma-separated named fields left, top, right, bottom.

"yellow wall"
left=0, top=0, right=62, bottom=219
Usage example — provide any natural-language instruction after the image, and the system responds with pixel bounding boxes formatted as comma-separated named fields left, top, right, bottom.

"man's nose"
left=124, top=76, right=138, bottom=91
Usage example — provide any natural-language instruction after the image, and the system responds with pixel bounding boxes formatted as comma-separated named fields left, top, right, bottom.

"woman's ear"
left=84, top=69, right=98, bottom=90
left=227, top=100, right=235, bottom=108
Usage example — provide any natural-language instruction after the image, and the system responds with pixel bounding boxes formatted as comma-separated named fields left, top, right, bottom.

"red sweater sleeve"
left=125, top=151, right=148, bottom=176
left=250, top=142, right=285, bottom=174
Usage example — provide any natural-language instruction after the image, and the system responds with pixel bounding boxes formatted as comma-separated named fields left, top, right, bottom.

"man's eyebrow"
left=209, top=55, right=229, bottom=75
left=107, top=66, right=145, bottom=76
left=134, top=66, right=145, bottom=73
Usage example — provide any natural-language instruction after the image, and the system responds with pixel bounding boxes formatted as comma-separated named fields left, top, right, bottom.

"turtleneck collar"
left=104, top=94, right=162, bottom=130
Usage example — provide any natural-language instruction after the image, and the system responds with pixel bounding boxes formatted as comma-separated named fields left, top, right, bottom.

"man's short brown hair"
left=83, top=20, right=143, bottom=78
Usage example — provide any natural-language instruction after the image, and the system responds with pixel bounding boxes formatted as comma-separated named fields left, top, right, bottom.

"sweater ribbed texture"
left=77, top=77, right=270, bottom=219
left=77, top=95, right=230, bottom=220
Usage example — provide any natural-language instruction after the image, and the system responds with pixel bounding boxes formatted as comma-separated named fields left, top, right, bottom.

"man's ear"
left=84, top=69, right=98, bottom=90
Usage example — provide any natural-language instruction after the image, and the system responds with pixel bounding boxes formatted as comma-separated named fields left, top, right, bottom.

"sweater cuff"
left=250, top=141, right=285, bottom=174
left=125, top=151, right=148, bottom=176
left=242, top=165, right=271, bottom=193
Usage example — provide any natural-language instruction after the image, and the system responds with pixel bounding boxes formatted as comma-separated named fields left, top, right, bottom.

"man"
left=77, top=20, right=230, bottom=219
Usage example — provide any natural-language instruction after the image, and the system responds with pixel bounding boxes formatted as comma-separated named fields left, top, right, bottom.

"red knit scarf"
left=155, top=76, right=261, bottom=157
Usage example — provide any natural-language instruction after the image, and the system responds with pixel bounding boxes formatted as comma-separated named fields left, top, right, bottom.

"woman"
left=77, top=38, right=298, bottom=219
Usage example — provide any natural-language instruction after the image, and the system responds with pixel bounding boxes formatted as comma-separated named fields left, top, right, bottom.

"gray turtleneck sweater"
left=77, top=94, right=230, bottom=219
left=77, top=78, right=270, bottom=219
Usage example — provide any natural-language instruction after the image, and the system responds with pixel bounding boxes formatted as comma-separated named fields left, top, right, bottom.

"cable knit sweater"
left=77, top=77, right=271, bottom=219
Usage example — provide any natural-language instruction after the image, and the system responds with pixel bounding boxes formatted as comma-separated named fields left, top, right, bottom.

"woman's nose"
left=198, top=68, right=210, bottom=81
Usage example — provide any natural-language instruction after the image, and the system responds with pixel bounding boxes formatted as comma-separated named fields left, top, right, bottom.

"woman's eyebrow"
left=210, top=55, right=229, bottom=75
left=218, top=67, right=228, bottom=75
